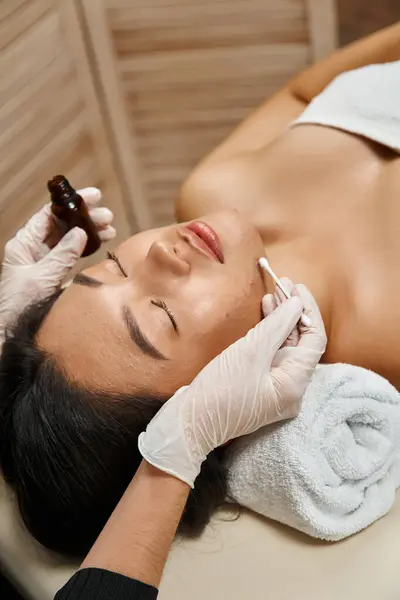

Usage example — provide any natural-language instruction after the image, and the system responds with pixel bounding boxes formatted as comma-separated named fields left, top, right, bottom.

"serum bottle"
left=48, top=175, right=101, bottom=257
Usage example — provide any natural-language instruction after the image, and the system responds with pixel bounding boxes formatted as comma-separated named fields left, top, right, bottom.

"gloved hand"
left=139, top=284, right=327, bottom=487
left=0, top=187, right=114, bottom=346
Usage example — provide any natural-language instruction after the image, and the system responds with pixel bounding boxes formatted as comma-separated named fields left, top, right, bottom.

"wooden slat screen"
left=99, top=0, right=313, bottom=228
left=1, top=0, right=337, bottom=248
left=0, top=0, right=131, bottom=252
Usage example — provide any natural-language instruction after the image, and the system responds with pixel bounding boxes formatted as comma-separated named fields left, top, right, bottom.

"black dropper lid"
left=47, top=175, right=76, bottom=206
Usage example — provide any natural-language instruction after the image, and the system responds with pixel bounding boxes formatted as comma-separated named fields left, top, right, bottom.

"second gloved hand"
left=0, top=187, right=114, bottom=347
left=139, top=286, right=327, bottom=488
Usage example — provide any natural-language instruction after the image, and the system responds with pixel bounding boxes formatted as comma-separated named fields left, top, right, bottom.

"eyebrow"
left=122, top=305, right=167, bottom=360
left=73, top=273, right=167, bottom=360
left=73, top=273, right=104, bottom=288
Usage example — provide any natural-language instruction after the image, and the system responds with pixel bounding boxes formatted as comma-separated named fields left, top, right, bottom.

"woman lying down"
left=1, top=24, right=400, bottom=558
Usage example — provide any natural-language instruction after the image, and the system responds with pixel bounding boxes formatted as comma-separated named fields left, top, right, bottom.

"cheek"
left=186, top=282, right=263, bottom=360
left=163, top=290, right=262, bottom=391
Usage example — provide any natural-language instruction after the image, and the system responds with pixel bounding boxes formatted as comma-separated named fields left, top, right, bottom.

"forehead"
left=37, top=284, right=155, bottom=393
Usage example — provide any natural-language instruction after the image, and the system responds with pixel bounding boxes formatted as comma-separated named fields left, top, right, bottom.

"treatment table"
left=1, top=476, right=399, bottom=600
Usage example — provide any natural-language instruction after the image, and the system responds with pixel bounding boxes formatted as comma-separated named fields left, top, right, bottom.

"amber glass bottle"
left=48, top=175, right=101, bottom=257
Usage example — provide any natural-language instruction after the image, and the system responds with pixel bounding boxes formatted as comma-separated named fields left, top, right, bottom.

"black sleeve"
left=54, top=568, right=158, bottom=600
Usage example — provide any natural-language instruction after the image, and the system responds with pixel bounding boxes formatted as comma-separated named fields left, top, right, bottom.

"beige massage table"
left=1, top=476, right=399, bottom=600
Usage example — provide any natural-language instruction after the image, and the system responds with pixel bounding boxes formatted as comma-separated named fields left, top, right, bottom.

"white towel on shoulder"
left=291, top=61, right=400, bottom=152
left=225, top=364, right=400, bottom=540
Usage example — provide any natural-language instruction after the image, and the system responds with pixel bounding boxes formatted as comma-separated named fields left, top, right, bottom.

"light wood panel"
left=0, top=0, right=338, bottom=250
left=306, top=0, right=338, bottom=59
left=83, top=0, right=337, bottom=229
left=0, top=0, right=132, bottom=255
left=109, top=0, right=308, bottom=55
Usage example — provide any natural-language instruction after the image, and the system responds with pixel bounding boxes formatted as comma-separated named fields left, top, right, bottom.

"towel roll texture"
left=225, top=364, right=400, bottom=540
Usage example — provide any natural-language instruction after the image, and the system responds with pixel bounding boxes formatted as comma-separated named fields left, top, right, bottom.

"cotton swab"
left=258, top=257, right=312, bottom=328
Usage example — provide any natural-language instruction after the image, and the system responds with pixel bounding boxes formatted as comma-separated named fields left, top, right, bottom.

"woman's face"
left=38, top=210, right=266, bottom=397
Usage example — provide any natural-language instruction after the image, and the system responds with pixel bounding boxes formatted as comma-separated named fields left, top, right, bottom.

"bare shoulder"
left=175, top=88, right=306, bottom=223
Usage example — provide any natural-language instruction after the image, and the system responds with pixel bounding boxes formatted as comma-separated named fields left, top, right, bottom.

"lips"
left=185, top=221, right=224, bottom=263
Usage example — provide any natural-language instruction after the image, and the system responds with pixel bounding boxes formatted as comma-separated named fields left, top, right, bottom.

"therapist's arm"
left=55, top=461, right=190, bottom=600
left=81, top=460, right=189, bottom=586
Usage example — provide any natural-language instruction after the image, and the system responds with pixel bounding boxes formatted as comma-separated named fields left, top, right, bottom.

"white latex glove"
left=0, top=187, right=115, bottom=346
left=139, top=286, right=327, bottom=487
left=262, top=278, right=321, bottom=346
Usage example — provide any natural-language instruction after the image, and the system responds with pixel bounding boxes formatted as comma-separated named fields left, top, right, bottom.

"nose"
left=146, top=239, right=190, bottom=276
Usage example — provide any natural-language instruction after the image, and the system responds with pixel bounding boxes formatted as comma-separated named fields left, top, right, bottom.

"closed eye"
left=107, top=251, right=128, bottom=277
left=105, top=253, right=179, bottom=335
left=151, top=300, right=179, bottom=335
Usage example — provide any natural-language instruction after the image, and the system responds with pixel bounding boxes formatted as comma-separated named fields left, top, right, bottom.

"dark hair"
left=0, top=292, right=227, bottom=558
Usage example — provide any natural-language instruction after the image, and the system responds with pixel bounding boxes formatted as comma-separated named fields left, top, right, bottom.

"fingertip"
left=264, top=295, right=302, bottom=321
left=294, top=284, right=320, bottom=316
left=286, top=295, right=302, bottom=311
left=63, top=226, right=88, bottom=248
left=279, top=277, right=295, bottom=293
left=262, top=293, right=274, bottom=317
left=264, top=296, right=302, bottom=326
left=89, top=206, right=114, bottom=227
left=98, top=226, right=116, bottom=242
left=294, top=283, right=312, bottom=299
left=45, top=227, right=88, bottom=271
left=262, top=293, right=273, bottom=303
left=259, top=295, right=303, bottom=356
left=78, top=187, right=102, bottom=204
left=300, top=313, right=312, bottom=328
left=291, top=286, right=299, bottom=297
left=282, top=296, right=303, bottom=322
left=95, top=207, right=113, bottom=220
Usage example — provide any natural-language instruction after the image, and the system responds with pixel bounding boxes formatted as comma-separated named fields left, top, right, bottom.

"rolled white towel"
left=225, top=364, right=400, bottom=540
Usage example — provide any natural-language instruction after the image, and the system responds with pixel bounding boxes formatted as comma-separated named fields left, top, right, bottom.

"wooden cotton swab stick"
left=258, top=257, right=312, bottom=328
